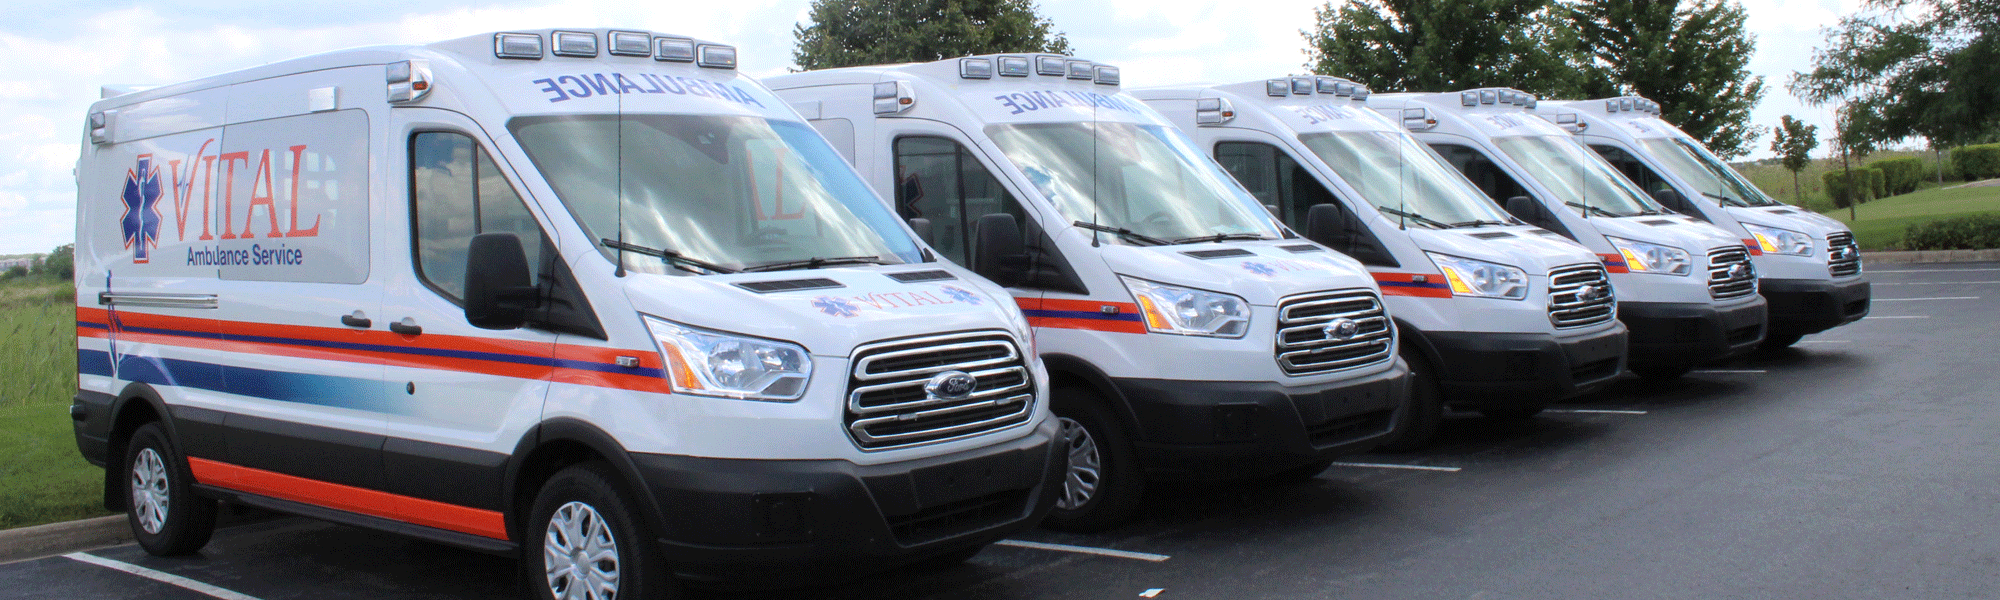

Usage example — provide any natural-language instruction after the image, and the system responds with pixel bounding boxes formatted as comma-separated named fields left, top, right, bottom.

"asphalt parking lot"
left=7, top=262, right=1997, bottom=600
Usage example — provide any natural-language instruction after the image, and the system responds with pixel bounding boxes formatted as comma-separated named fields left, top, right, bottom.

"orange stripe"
left=188, top=457, right=508, bottom=540
left=1379, top=286, right=1454, bottom=299
left=1015, top=297, right=1141, bottom=314
left=1026, top=316, right=1149, bottom=334
left=1742, top=239, right=1763, bottom=255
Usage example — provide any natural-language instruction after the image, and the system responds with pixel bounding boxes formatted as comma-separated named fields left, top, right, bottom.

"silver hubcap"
left=1057, top=417, right=1102, bottom=511
left=130, top=448, right=169, bottom=535
left=544, top=501, right=620, bottom=600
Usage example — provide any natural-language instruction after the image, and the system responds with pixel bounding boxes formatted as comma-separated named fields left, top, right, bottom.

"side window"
left=892, top=136, right=1029, bottom=265
left=1590, top=145, right=1672, bottom=195
left=1429, top=143, right=1534, bottom=204
left=410, top=132, right=546, bottom=303
left=1214, top=141, right=1339, bottom=227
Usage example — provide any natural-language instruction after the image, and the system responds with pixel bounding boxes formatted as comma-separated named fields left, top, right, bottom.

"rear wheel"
left=125, top=422, right=217, bottom=556
left=526, top=462, right=677, bottom=600
left=1040, top=387, right=1143, bottom=532
left=1376, top=352, right=1442, bottom=452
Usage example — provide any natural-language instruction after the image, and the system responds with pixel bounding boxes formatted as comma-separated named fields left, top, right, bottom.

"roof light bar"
left=1619, top=97, right=1633, bottom=112
left=1521, top=93, right=1536, bottom=108
left=960, top=57, right=993, bottom=79
left=1352, top=86, right=1370, bottom=100
left=655, top=37, right=695, bottom=62
left=1334, top=83, right=1354, bottom=97
left=551, top=31, right=597, bottom=57
left=1462, top=91, right=1478, bottom=106
left=1315, top=77, right=1339, bottom=95
left=1479, top=90, right=1497, bottom=105
left=608, top=31, right=650, bottom=57
left=1402, top=107, right=1436, bottom=131
left=1195, top=97, right=1236, bottom=126
left=873, top=81, right=914, bottom=115
left=1093, top=65, right=1119, bottom=86
left=1266, top=79, right=1288, bottom=97
left=386, top=59, right=433, bottom=103
left=1065, top=60, right=1093, bottom=80
left=1036, top=55, right=1066, bottom=76
left=494, top=33, right=543, bottom=60
left=696, top=44, right=737, bottom=69
left=998, top=56, right=1030, bottom=77
left=1290, top=77, right=1312, bottom=95
left=88, top=111, right=111, bottom=145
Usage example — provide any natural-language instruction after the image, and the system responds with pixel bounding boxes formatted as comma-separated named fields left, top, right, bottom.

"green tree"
left=792, top=0, right=1071, bottom=71
left=1301, top=0, right=1596, bottom=98
left=1565, top=0, right=1766, bottom=158
left=40, top=244, right=73, bottom=281
left=1769, top=115, right=1819, bottom=203
left=1789, top=0, right=2000, bottom=149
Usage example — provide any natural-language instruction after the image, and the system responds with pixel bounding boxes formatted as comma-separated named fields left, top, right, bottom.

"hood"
left=1409, top=226, right=1598, bottom=276
left=1096, top=240, right=1377, bottom=306
left=1590, top=214, right=1743, bottom=255
left=620, top=263, right=1029, bottom=357
left=1736, top=205, right=1851, bottom=237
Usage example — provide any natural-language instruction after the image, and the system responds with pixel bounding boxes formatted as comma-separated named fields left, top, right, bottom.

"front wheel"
left=1375, top=352, right=1442, bottom=452
left=125, top=422, right=217, bottom=556
left=1760, top=331, right=1805, bottom=351
left=1040, top=388, right=1143, bottom=532
left=526, top=462, right=677, bottom=600
left=1631, top=363, right=1694, bottom=380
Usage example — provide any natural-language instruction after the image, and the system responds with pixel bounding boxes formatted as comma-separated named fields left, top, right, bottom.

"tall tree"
left=1769, top=115, right=1819, bottom=204
left=1301, top=0, right=1597, bottom=98
left=1565, top=0, right=1767, bottom=158
left=1789, top=0, right=2000, bottom=148
left=792, top=0, right=1071, bottom=71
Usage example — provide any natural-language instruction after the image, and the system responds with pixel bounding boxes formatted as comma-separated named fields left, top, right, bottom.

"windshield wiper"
left=740, top=255, right=892, bottom=273
left=1447, top=219, right=1516, bottom=228
left=1169, top=232, right=1272, bottom=245
left=1701, top=192, right=1748, bottom=208
left=1376, top=207, right=1452, bottom=229
left=602, top=239, right=736, bottom=274
left=1566, top=202, right=1623, bottom=218
left=1072, top=221, right=1169, bottom=246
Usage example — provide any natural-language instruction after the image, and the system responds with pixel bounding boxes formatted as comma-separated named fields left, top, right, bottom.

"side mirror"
left=1504, top=196, right=1543, bottom=225
left=1651, top=189, right=1706, bottom=220
left=972, top=213, right=1029, bottom=287
left=1264, top=204, right=1281, bottom=218
left=907, top=217, right=935, bottom=246
left=464, top=233, right=539, bottom=330
left=1305, top=203, right=1352, bottom=248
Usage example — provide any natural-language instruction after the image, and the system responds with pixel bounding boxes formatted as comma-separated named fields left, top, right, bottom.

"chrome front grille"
left=1276, top=290, right=1394, bottom=375
left=1827, top=232, right=1862, bottom=277
left=1547, top=263, right=1616, bottom=328
left=1707, top=247, right=1757, bottom=299
left=846, top=331, right=1034, bottom=451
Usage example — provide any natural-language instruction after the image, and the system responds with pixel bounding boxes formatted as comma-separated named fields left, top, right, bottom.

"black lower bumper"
left=636, top=419, right=1062, bottom=587
left=1621, top=297, right=1768, bottom=369
left=1762, top=277, right=1870, bottom=337
left=1112, top=361, right=1410, bottom=481
left=1422, top=324, right=1629, bottom=410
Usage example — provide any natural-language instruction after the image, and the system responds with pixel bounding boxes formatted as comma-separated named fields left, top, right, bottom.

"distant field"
left=1738, top=149, right=1951, bottom=213
left=0, top=283, right=109, bottom=530
left=1819, top=184, right=2000, bottom=250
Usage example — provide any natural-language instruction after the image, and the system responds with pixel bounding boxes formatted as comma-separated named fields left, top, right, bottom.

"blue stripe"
left=1020, top=309, right=1145, bottom=322
left=79, top=349, right=397, bottom=413
left=79, top=320, right=664, bottom=379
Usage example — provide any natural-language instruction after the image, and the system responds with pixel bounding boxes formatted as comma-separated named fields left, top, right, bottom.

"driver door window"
left=892, top=136, right=1029, bottom=265
left=410, top=132, right=547, bottom=303
left=1214, top=141, right=1341, bottom=228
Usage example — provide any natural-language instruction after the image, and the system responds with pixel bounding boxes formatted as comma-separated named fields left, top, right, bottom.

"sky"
left=0, top=0, right=1866, bottom=255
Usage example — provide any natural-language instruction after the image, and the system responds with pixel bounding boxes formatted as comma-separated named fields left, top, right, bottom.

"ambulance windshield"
left=511, top=115, right=922, bottom=274
left=1299, top=130, right=1516, bottom=228
left=1640, top=136, right=1784, bottom=207
left=1492, top=135, right=1666, bottom=218
left=986, top=122, right=1281, bottom=244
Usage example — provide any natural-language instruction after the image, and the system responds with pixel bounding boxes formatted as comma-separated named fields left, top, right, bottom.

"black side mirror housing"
left=1305, top=203, right=1351, bottom=248
left=907, top=217, right=935, bottom=246
left=972, top=213, right=1029, bottom=287
left=464, top=233, right=540, bottom=330
left=1651, top=189, right=1708, bottom=221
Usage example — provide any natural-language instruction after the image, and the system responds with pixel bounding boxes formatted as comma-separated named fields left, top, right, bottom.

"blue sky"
left=0, top=0, right=1863, bottom=254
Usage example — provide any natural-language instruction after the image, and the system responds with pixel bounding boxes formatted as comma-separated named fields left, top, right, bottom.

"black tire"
left=125, top=422, right=217, bottom=556
left=1263, top=459, right=1337, bottom=484
left=1375, top=352, right=1442, bottom=453
left=1631, top=363, right=1694, bottom=380
left=525, top=462, right=677, bottom=600
left=1479, top=407, right=1545, bottom=420
left=909, top=545, right=987, bottom=571
left=1760, top=331, right=1805, bottom=351
left=1040, top=387, right=1144, bottom=532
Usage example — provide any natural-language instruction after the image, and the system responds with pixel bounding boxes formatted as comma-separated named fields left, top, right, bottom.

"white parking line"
left=1797, top=340, right=1849, bottom=343
left=1864, top=315, right=1930, bottom=319
left=1141, top=588, right=1166, bottom=598
left=1328, top=461, right=1463, bottom=472
left=995, top=540, right=1171, bottom=562
left=1873, top=296, right=1979, bottom=301
left=1690, top=369, right=1767, bottom=374
left=65, top=553, right=264, bottom=600
left=1544, top=408, right=1649, bottom=415
left=1868, top=267, right=2000, bottom=273
left=1874, top=281, right=2000, bottom=285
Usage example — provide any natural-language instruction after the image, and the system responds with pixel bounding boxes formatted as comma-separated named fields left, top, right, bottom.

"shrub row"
left=1902, top=213, right=2000, bottom=250
left=1822, top=167, right=1883, bottom=208
left=1954, top=144, right=2000, bottom=181
left=1868, top=157, right=1928, bottom=195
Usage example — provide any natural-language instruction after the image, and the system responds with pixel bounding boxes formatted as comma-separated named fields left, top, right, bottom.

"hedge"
left=1823, top=169, right=1874, bottom=208
left=1954, top=144, right=2000, bottom=181
left=1865, top=167, right=1886, bottom=198
left=1902, top=213, right=2000, bottom=250
left=1869, top=157, right=1926, bottom=195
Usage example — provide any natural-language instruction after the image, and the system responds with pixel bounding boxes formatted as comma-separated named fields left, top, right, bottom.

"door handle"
left=340, top=312, right=372, bottom=328
left=389, top=318, right=423, bottom=336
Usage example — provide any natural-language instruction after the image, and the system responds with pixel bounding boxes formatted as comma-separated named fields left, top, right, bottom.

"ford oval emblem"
left=1728, top=263, right=1749, bottom=279
left=1323, top=318, right=1360, bottom=341
left=925, top=371, right=978, bottom=400
left=1577, top=284, right=1604, bottom=301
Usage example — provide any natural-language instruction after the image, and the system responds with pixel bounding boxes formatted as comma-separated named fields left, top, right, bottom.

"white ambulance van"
left=765, top=55, right=1411, bottom=530
left=71, top=29, right=1063, bottom=596
left=1133, top=77, right=1628, bottom=449
left=1536, top=97, right=1869, bottom=348
left=1369, top=89, right=1768, bottom=379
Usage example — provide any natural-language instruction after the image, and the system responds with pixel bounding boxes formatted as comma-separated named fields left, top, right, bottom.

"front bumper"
left=1422, top=323, right=1629, bottom=410
left=1762, top=277, right=1870, bottom=336
left=1621, top=297, right=1769, bottom=369
left=637, top=419, right=1062, bottom=588
left=1111, top=360, right=1410, bottom=481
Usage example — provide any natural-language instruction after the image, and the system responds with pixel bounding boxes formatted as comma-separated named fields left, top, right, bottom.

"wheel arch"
left=503, top=418, right=666, bottom=545
left=103, top=382, right=172, bottom=512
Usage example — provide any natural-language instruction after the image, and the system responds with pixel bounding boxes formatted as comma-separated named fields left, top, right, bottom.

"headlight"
left=644, top=315, right=811, bottom=401
left=1742, top=223, right=1813, bottom=256
left=1607, top=236, right=1691, bottom=276
left=1120, top=276, right=1251, bottom=338
left=1426, top=252, right=1529, bottom=300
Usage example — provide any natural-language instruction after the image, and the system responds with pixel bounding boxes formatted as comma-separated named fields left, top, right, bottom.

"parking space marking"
left=1873, top=296, right=1979, bottom=301
left=1691, top=369, right=1767, bottom=374
left=1863, top=315, right=1930, bottom=319
left=995, top=540, right=1172, bottom=562
left=1141, top=588, right=1166, bottom=598
left=1328, top=462, right=1464, bottom=472
left=1797, top=340, right=1849, bottom=343
left=1874, top=281, right=2000, bottom=285
left=64, top=553, right=264, bottom=600
left=1544, top=408, right=1649, bottom=415
left=1868, top=267, right=2000, bottom=273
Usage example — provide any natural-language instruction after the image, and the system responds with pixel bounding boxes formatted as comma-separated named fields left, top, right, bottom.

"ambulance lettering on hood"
left=115, top=140, right=327, bottom=266
left=532, top=73, right=767, bottom=106
left=809, top=284, right=986, bottom=318
left=1238, top=258, right=1338, bottom=278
